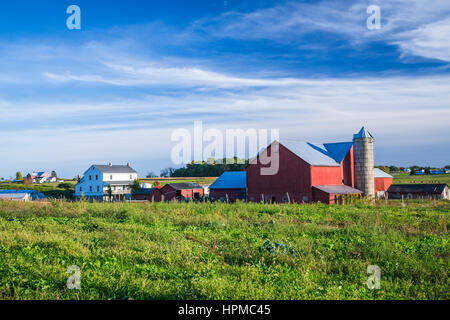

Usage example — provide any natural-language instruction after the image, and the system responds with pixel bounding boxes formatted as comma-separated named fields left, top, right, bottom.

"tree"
left=51, top=171, right=58, bottom=178
left=146, top=172, right=157, bottom=178
left=130, top=179, right=141, bottom=194
left=15, top=172, right=23, bottom=181
left=107, top=185, right=113, bottom=202
left=160, top=167, right=176, bottom=177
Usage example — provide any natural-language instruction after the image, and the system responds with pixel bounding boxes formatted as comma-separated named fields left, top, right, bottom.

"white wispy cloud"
left=393, top=17, right=450, bottom=62
left=193, top=0, right=450, bottom=62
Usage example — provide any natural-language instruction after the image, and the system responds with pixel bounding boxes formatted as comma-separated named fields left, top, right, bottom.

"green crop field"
left=393, top=173, right=450, bottom=185
left=0, top=200, right=448, bottom=300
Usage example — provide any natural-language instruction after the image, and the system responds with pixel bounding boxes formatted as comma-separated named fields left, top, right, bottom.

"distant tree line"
left=159, top=158, right=248, bottom=177
left=376, top=165, right=450, bottom=175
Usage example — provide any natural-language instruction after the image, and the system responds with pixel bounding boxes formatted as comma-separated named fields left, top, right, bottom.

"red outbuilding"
left=133, top=188, right=163, bottom=202
left=374, top=168, right=393, bottom=198
left=160, top=183, right=204, bottom=201
left=209, top=171, right=246, bottom=202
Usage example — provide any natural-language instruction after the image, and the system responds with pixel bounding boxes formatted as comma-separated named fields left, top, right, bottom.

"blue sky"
left=0, top=0, right=449, bottom=178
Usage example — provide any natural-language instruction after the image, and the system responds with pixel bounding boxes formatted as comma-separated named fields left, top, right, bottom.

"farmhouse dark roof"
left=94, top=165, right=137, bottom=174
left=313, top=185, right=363, bottom=195
left=165, top=183, right=202, bottom=190
left=134, top=188, right=159, bottom=195
left=387, top=184, right=448, bottom=194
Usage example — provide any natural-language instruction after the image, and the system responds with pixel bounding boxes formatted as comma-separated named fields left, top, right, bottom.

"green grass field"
left=0, top=200, right=448, bottom=300
left=0, top=181, right=76, bottom=199
left=393, top=173, right=450, bottom=185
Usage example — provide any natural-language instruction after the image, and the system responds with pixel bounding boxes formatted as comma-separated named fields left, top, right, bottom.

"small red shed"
left=312, top=185, right=362, bottom=204
left=160, top=183, right=204, bottom=201
left=133, top=188, right=163, bottom=202
left=374, top=168, right=393, bottom=198
left=209, top=171, right=246, bottom=202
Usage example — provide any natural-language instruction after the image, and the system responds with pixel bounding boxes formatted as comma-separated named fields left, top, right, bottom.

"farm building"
left=246, top=127, right=385, bottom=204
left=374, top=168, right=393, bottom=198
left=133, top=188, right=163, bottom=202
left=209, top=171, right=246, bottom=202
left=0, top=190, right=46, bottom=201
left=26, top=171, right=51, bottom=184
left=0, top=193, right=31, bottom=202
left=160, top=183, right=204, bottom=201
left=74, top=163, right=138, bottom=201
left=387, top=184, right=449, bottom=200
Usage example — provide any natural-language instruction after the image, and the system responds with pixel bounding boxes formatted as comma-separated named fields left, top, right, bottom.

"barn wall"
left=342, top=147, right=354, bottom=187
left=375, top=177, right=393, bottom=194
left=161, top=186, right=204, bottom=201
left=311, top=166, right=343, bottom=186
left=312, top=188, right=333, bottom=204
left=246, top=144, right=312, bottom=203
left=160, top=185, right=176, bottom=200
left=210, top=189, right=245, bottom=202
left=181, top=188, right=204, bottom=199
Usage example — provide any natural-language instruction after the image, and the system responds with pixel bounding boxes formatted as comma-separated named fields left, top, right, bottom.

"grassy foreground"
left=0, top=200, right=448, bottom=300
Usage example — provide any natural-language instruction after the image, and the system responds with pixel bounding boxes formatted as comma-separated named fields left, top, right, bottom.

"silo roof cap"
left=353, top=127, right=373, bottom=139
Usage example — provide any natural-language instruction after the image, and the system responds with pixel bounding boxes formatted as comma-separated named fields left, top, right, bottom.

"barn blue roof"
left=280, top=140, right=353, bottom=166
left=210, top=171, right=246, bottom=189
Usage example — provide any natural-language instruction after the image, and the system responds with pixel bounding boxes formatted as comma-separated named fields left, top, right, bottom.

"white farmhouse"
left=75, top=163, right=138, bottom=201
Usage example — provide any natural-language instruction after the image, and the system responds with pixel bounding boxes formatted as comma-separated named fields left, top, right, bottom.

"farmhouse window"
left=97, top=186, right=100, bottom=192
left=89, top=175, right=92, bottom=181
left=96, top=175, right=98, bottom=180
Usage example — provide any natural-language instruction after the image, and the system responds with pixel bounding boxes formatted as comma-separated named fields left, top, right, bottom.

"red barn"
left=246, top=128, right=385, bottom=204
left=133, top=188, right=163, bottom=202
left=374, top=168, right=393, bottom=198
left=160, top=183, right=204, bottom=201
left=246, top=140, right=361, bottom=204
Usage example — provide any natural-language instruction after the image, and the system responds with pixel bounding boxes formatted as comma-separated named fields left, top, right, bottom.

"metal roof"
left=105, top=181, right=134, bottom=186
left=280, top=140, right=353, bottom=167
left=93, top=165, right=137, bottom=174
left=353, top=127, right=373, bottom=139
left=0, top=193, right=30, bottom=200
left=374, top=168, right=393, bottom=178
left=0, top=190, right=45, bottom=200
left=134, top=188, right=159, bottom=195
left=313, top=185, right=363, bottom=194
left=163, top=183, right=202, bottom=190
left=210, top=171, right=246, bottom=189
left=387, top=184, right=448, bottom=193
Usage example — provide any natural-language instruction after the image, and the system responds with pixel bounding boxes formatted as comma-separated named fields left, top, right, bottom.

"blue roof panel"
left=323, top=142, right=353, bottom=163
left=210, top=171, right=246, bottom=189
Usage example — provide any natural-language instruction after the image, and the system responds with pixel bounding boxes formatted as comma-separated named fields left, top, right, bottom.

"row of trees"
left=377, top=165, right=450, bottom=174
left=156, top=158, right=248, bottom=178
